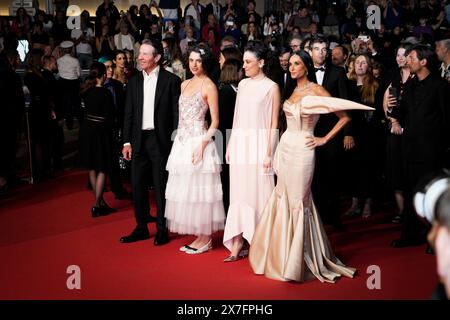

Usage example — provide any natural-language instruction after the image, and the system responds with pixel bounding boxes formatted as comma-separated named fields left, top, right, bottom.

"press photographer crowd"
left=0, top=0, right=449, bottom=299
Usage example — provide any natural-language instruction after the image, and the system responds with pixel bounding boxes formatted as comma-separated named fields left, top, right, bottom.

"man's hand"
left=122, top=145, right=132, bottom=161
left=343, top=135, right=355, bottom=150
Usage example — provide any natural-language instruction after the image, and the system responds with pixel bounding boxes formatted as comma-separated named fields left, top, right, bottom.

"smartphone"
left=389, top=86, right=398, bottom=99
left=226, top=20, right=234, bottom=27
left=357, top=35, right=370, bottom=42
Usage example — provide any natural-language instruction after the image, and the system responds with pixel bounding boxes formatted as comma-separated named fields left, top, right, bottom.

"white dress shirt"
left=141, top=66, right=160, bottom=130
left=71, top=28, right=94, bottom=54
left=315, top=65, right=326, bottom=86
left=57, top=54, right=81, bottom=80
left=114, top=33, right=135, bottom=51
left=440, top=62, right=450, bottom=78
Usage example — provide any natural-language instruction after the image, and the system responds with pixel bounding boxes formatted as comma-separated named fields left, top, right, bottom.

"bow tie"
left=315, top=67, right=325, bottom=72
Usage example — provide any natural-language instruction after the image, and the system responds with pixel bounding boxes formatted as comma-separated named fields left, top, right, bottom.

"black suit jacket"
left=314, top=64, right=350, bottom=137
left=123, top=68, right=181, bottom=157
left=392, top=74, right=450, bottom=170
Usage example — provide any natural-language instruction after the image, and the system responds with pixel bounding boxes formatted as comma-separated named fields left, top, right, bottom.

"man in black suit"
left=309, top=35, right=353, bottom=230
left=205, top=0, right=224, bottom=25
left=120, top=39, right=181, bottom=245
left=390, top=45, right=450, bottom=248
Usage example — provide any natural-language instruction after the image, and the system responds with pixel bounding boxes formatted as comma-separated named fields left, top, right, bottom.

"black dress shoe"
left=390, top=238, right=425, bottom=248
left=120, top=229, right=150, bottom=243
left=154, top=229, right=169, bottom=246
left=92, top=206, right=110, bottom=218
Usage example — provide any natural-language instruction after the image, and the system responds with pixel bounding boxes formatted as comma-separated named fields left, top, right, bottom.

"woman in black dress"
left=218, top=58, right=242, bottom=212
left=345, top=54, right=384, bottom=218
left=79, top=62, right=116, bottom=217
left=382, top=44, right=414, bottom=224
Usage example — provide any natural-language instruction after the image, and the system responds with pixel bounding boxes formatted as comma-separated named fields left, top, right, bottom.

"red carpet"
left=0, top=170, right=437, bottom=300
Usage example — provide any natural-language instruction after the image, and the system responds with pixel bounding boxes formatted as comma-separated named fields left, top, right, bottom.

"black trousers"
left=399, top=162, right=433, bottom=242
left=312, top=138, right=342, bottom=225
left=59, top=78, right=81, bottom=127
left=131, top=130, right=168, bottom=231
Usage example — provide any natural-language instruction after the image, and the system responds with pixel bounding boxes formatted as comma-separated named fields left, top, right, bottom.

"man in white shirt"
left=120, top=39, right=181, bottom=246
left=436, top=38, right=450, bottom=82
left=71, top=18, right=94, bottom=70
left=57, top=41, right=81, bottom=129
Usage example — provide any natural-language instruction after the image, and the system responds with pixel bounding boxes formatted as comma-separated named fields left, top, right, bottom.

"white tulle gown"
left=165, top=83, right=225, bottom=236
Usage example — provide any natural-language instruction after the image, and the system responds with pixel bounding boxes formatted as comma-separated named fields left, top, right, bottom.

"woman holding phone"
left=383, top=44, right=414, bottom=224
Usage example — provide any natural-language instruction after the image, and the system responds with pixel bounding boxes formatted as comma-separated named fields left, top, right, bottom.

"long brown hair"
left=349, top=54, right=378, bottom=106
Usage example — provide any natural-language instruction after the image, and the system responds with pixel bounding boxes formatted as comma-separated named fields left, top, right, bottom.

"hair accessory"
left=199, top=48, right=205, bottom=55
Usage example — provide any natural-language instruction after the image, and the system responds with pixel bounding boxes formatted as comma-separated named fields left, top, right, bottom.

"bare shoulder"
left=203, top=78, right=218, bottom=94
left=311, top=84, right=331, bottom=97
left=181, top=79, right=190, bottom=89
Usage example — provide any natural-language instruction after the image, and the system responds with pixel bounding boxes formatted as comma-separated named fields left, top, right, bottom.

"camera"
left=414, top=170, right=450, bottom=223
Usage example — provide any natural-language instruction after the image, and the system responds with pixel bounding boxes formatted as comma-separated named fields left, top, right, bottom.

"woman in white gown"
left=249, top=51, right=373, bottom=282
left=165, top=44, right=225, bottom=254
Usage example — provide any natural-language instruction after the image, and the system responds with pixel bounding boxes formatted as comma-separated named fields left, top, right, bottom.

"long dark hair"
left=279, top=50, right=317, bottom=133
left=281, top=50, right=317, bottom=102
left=187, top=42, right=214, bottom=77
left=80, top=62, right=106, bottom=95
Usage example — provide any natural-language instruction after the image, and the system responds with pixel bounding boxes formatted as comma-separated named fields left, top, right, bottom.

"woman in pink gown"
left=249, top=51, right=372, bottom=282
left=223, top=40, right=280, bottom=261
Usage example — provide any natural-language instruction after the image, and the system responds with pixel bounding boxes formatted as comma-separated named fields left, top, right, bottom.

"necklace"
left=294, top=82, right=312, bottom=92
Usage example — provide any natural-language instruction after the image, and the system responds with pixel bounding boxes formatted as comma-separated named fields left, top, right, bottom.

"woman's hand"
left=305, top=135, right=327, bottom=149
left=387, top=95, right=398, bottom=110
left=192, top=144, right=205, bottom=165
left=263, top=155, right=272, bottom=173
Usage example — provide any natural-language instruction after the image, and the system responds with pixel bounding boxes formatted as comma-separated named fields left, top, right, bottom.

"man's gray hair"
left=436, top=39, right=450, bottom=51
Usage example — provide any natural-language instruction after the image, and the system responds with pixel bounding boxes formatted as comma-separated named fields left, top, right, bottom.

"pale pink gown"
left=223, top=76, right=278, bottom=252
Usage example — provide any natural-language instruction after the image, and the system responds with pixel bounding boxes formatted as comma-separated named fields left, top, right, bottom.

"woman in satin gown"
left=249, top=51, right=368, bottom=283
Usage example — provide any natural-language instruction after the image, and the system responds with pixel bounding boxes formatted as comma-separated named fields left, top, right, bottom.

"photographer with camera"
left=95, top=24, right=115, bottom=58
left=222, top=17, right=241, bottom=45
left=414, top=171, right=450, bottom=299
left=71, top=16, right=94, bottom=70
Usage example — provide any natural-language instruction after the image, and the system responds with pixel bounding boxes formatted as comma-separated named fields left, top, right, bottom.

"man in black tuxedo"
left=390, top=45, right=450, bottom=248
left=309, top=35, right=353, bottom=230
left=120, top=39, right=181, bottom=245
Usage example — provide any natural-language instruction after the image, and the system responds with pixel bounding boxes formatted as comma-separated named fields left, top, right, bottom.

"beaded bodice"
left=177, top=89, right=208, bottom=143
